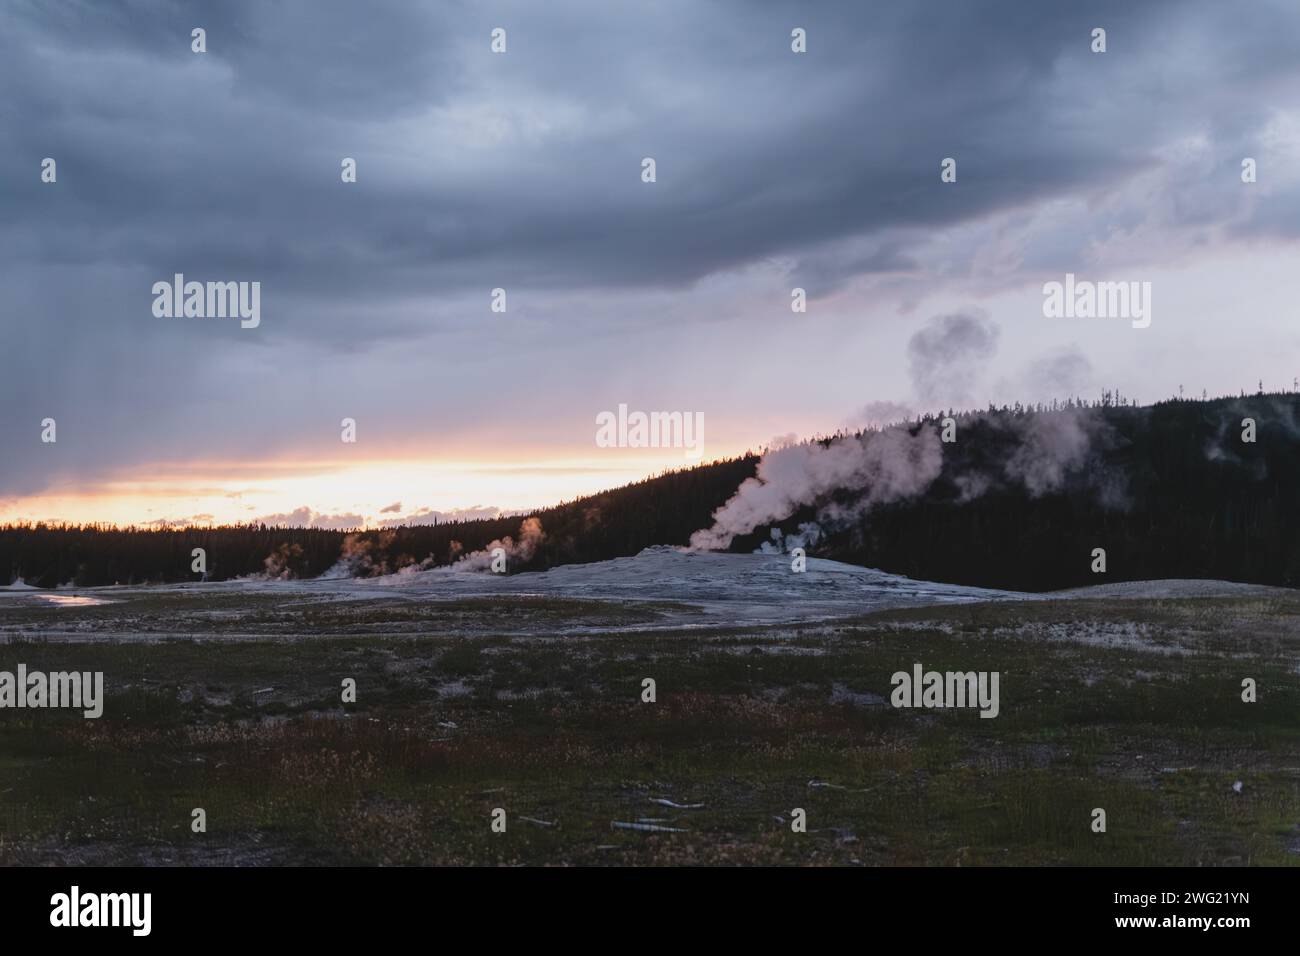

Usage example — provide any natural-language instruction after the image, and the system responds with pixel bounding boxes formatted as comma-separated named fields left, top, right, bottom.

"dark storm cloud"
left=2, top=0, right=1299, bottom=496
left=4, top=0, right=1288, bottom=308
left=0, top=0, right=1192, bottom=305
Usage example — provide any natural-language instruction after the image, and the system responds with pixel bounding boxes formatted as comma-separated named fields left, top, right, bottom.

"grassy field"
left=1, top=593, right=1297, bottom=865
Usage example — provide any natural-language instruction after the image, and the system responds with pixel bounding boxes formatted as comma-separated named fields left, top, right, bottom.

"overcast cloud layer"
left=3, top=0, right=1300, bottom=522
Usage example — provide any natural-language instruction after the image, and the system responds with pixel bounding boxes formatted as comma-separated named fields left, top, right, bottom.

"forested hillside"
left=769, top=395, right=1300, bottom=591
left=0, top=456, right=758, bottom=587
left=3, top=394, right=1297, bottom=592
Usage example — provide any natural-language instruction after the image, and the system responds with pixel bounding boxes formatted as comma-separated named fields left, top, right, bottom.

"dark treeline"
left=3, top=393, right=1298, bottom=591
left=748, top=392, right=1300, bottom=591
left=0, top=457, right=758, bottom=587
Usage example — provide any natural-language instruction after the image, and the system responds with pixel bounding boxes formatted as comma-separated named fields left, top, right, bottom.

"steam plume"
left=691, top=407, right=1120, bottom=553
left=453, top=517, right=545, bottom=572
left=689, top=426, right=943, bottom=551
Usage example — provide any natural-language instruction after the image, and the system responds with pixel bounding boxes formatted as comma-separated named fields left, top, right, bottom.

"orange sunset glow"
left=0, top=447, right=750, bottom=528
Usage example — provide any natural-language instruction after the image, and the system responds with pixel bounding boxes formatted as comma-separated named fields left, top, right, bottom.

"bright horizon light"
left=0, top=448, right=752, bottom=529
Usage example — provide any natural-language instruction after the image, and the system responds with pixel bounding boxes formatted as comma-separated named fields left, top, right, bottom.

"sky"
left=2, top=0, right=1300, bottom=528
